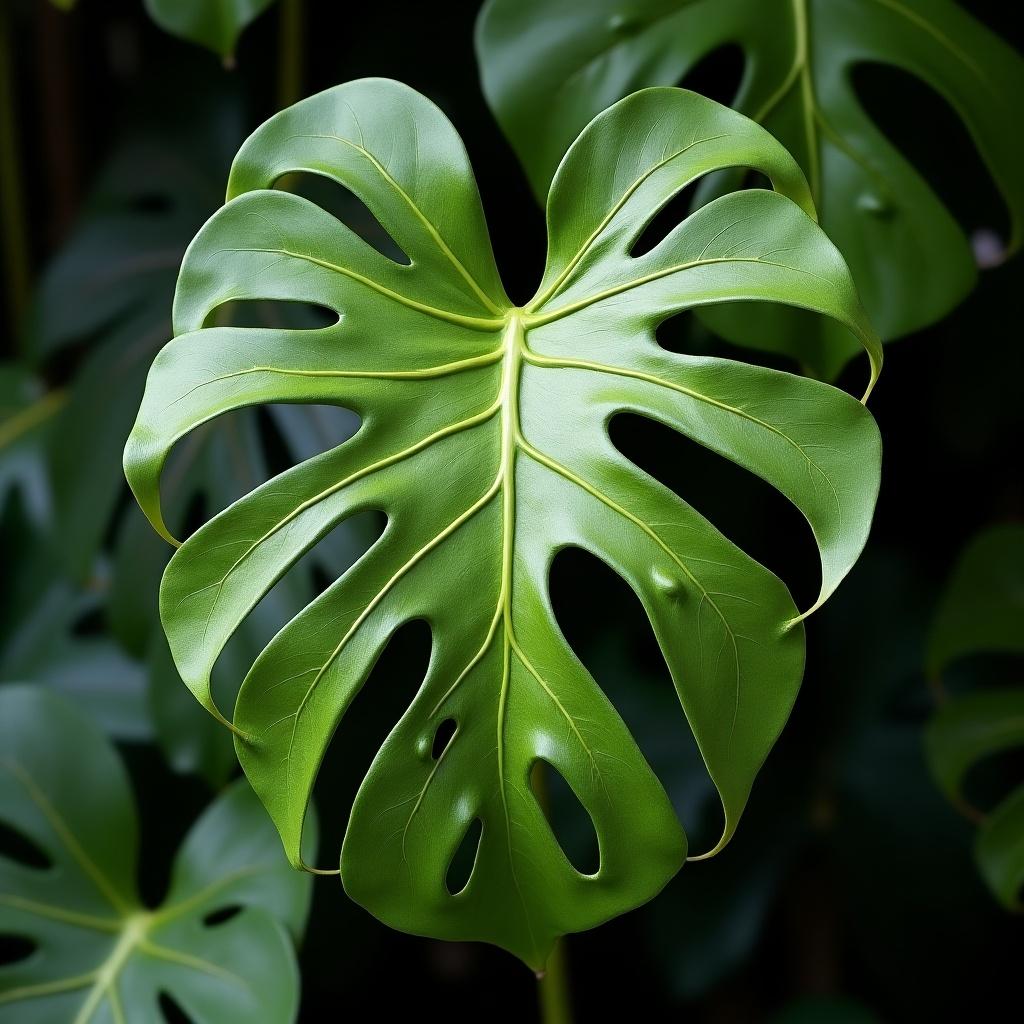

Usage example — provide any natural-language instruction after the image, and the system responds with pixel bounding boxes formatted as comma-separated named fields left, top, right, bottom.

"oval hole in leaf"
left=284, top=172, right=411, bottom=265
left=202, top=904, right=243, bottom=928
left=962, top=747, right=1024, bottom=816
left=530, top=759, right=600, bottom=876
left=445, top=817, right=483, bottom=895
left=630, top=177, right=705, bottom=258
left=852, top=62, right=1010, bottom=245
left=205, top=298, right=339, bottom=330
left=675, top=44, right=745, bottom=107
left=549, top=547, right=723, bottom=847
left=0, top=934, right=37, bottom=966
left=609, top=412, right=819, bottom=608
left=159, top=991, right=195, bottom=1024
left=431, top=717, right=457, bottom=760
left=311, top=619, right=432, bottom=860
left=0, top=820, right=53, bottom=870
left=654, top=309, right=798, bottom=375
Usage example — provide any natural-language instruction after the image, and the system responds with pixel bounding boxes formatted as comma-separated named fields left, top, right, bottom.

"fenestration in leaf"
left=124, top=79, right=882, bottom=968
left=0, top=686, right=312, bottom=1023
left=477, top=0, right=1024, bottom=378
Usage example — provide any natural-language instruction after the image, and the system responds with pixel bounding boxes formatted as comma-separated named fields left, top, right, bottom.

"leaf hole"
left=205, top=298, right=339, bottom=331
left=654, top=309, right=798, bottom=374
left=549, top=547, right=720, bottom=844
left=431, top=718, right=457, bottom=760
left=202, top=904, right=243, bottom=928
left=159, top=991, right=196, bottom=1024
left=675, top=43, right=746, bottom=107
left=530, top=759, right=600, bottom=876
left=0, top=934, right=37, bottom=966
left=283, top=172, right=411, bottom=265
left=0, top=820, right=53, bottom=870
left=851, top=62, right=1010, bottom=247
left=445, top=817, right=482, bottom=895
left=608, top=412, right=820, bottom=609
left=311, top=619, right=432, bottom=863
left=629, top=178, right=705, bottom=258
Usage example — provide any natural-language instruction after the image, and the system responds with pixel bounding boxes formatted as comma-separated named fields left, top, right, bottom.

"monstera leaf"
left=0, top=685, right=313, bottom=1022
left=925, top=524, right=1024, bottom=910
left=477, top=0, right=1024, bottom=377
left=142, top=0, right=277, bottom=59
left=125, top=79, right=881, bottom=967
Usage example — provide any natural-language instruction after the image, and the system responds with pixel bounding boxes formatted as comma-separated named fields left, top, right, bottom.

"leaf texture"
left=125, top=79, right=882, bottom=966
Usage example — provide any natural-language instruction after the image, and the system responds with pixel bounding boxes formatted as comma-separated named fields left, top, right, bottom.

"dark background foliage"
left=1, top=0, right=1021, bottom=1020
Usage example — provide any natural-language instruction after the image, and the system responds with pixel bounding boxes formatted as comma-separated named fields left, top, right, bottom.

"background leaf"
left=0, top=685, right=312, bottom=1022
left=477, top=0, right=1024, bottom=377
left=142, top=0, right=278, bottom=59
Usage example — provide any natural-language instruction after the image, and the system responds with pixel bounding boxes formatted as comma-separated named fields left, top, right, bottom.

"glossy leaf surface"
left=142, top=0, right=276, bottom=58
left=925, top=524, right=1024, bottom=910
left=126, top=79, right=881, bottom=967
left=478, top=0, right=1024, bottom=377
left=0, top=686, right=312, bottom=1022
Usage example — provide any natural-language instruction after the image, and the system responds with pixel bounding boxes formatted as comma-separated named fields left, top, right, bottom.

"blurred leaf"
left=927, top=523, right=1024, bottom=677
left=0, top=685, right=312, bottom=1023
left=125, top=79, right=880, bottom=968
left=0, top=498, right=150, bottom=741
left=142, top=0, right=277, bottom=58
left=477, top=0, right=1024, bottom=377
left=925, top=523, right=1024, bottom=910
left=28, top=89, right=362, bottom=781
left=0, top=367, right=61, bottom=528
left=772, top=997, right=878, bottom=1023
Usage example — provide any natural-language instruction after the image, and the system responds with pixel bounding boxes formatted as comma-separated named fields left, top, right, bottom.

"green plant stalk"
left=537, top=938, right=573, bottom=1024
left=0, top=3, right=30, bottom=344
left=276, top=0, right=304, bottom=110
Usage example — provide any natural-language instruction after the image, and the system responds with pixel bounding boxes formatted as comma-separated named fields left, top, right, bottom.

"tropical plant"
left=125, top=77, right=882, bottom=967
left=477, top=0, right=1024, bottom=378
left=142, top=0, right=279, bottom=59
left=925, top=523, right=1024, bottom=910
left=0, top=685, right=313, bottom=1022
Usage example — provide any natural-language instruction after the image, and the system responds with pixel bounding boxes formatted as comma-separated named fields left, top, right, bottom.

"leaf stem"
left=277, top=0, right=304, bottom=110
left=0, top=2, right=30, bottom=345
left=537, top=940, right=573, bottom=1023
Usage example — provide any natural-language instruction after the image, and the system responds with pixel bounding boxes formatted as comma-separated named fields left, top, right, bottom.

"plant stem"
left=276, top=0, right=304, bottom=110
left=537, top=938, right=574, bottom=1024
left=0, top=3, right=30, bottom=346
left=531, top=762, right=574, bottom=1024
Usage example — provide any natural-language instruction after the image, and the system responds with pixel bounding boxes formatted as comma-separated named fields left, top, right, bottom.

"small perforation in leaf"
left=0, top=820, right=53, bottom=870
left=431, top=718, right=457, bottom=760
left=445, top=818, right=483, bottom=895
left=530, top=760, right=600, bottom=876
left=0, top=934, right=37, bottom=966
left=206, top=299, right=339, bottom=331
left=159, top=990, right=196, bottom=1024
left=202, top=904, right=243, bottom=927
left=285, top=172, right=411, bottom=265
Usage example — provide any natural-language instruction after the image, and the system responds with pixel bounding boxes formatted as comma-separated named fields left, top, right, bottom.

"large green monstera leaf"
left=925, top=524, right=1024, bottom=910
left=125, top=79, right=881, bottom=967
left=477, top=0, right=1024, bottom=377
left=0, top=686, right=313, bottom=1022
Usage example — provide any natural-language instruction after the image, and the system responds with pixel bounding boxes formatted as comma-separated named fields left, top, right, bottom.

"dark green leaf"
left=0, top=685, right=313, bottom=1022
left=477, top=0, right=1024, bottom=376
